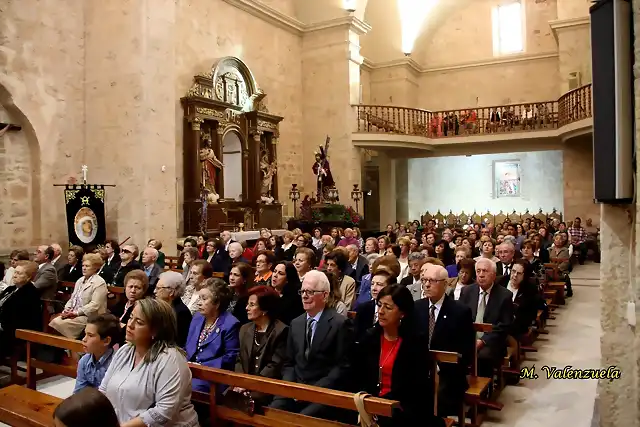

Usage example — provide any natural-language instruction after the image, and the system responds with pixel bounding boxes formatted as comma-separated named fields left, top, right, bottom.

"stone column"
left=84, top=0, right=178, bottom=247
left=300, top=17, right=370, bottom=207
left=378, top=154, right=397, bottom=227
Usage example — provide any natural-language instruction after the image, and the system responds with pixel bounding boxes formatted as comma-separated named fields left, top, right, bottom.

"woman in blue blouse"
left=185, top=278, right=240, bottom=393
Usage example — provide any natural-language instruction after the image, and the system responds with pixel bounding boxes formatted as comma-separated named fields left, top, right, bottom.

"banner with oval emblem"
left=64, top=185, right=106, bottom=249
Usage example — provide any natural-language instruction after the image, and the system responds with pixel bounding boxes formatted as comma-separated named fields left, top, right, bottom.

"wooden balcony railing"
left=355, top=84, right=592, bottom=139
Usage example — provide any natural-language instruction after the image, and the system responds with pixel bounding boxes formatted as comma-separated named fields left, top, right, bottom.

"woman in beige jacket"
left=50, top=253, right=108, bottom=338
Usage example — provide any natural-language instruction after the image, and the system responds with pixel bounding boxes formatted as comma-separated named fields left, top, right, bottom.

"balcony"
left=353, top=84, right=593, bottom=157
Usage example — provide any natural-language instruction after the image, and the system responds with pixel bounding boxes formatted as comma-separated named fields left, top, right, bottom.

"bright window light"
left=398, top=0, right=438, bottom=54
left=344, top=0, right=357, bottom=12
left=492, top=1, right=524, bottom=56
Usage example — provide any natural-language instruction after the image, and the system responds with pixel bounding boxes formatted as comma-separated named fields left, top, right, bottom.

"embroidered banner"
left=64, top=185, right=106, bottom=249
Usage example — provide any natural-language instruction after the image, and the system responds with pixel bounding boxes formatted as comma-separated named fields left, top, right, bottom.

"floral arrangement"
left=298, top=197, right=361, bottom=225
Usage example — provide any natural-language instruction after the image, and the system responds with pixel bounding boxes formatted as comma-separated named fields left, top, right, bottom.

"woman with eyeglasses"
left=111, top=270, right=149, bottom=344
left=232, top=286, right=288, bottom=407
left=153, top=271, right=192, bottom=347
left=352, top=284, right=444, bottom=426
left=254, top=250, right=275, bottom=287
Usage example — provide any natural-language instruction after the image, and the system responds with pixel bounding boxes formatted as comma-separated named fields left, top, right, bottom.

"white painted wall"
left=407, top=151, right=564, bottom=220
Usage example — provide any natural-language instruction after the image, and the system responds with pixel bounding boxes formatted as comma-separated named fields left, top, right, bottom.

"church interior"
left=0, top=0, right=639, bottom=426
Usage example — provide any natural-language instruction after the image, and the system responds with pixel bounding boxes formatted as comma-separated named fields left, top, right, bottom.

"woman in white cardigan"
left=50, top=253, right=108, bottom=339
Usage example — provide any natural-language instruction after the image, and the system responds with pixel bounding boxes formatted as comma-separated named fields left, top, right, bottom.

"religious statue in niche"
left=312, top=136, right=336, bottom=202
left=259, top=150, right=277, bottom=204
left=494, top=160, right=521, bottom=198
left=200, top=131, right=224, bottom=204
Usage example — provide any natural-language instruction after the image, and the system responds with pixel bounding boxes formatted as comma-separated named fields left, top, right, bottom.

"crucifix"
left=0, top=122, right=21, bottom=137
left=81, top=165, right=88, bottom=184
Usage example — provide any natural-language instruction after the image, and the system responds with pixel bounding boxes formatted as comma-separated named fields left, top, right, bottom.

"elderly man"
left=154, top=271, right=192, bottom=347
left=459, top=258, right=513, bottom=378
left=141, top=247, right=163, bottom=294
left=33, top=245, right=59, bottom=300
left=271, top=270, right=352, bottom=419
left=415, top=264, right=474, bottom=417
left=337, top=228, right=358, bottom=248
left=495, top=242, right=516, bottom=277
left=112, top=244, right=142, bottom=287
left=409, top=257, right=445, bottom=301
left=400, top=252, right=425, bottom=287
left=220, top=231, right=234, bottom=251
left=345, top=244, right=368, bottom=286
left=50, top=243, right=66, bottom=279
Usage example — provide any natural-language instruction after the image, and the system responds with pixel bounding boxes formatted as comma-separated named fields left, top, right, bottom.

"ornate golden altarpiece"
left=181, top=57, right=284, bottom=235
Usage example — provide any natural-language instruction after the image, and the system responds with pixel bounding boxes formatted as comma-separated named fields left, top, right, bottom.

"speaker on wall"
left=590, top=0, right=634, bottom=203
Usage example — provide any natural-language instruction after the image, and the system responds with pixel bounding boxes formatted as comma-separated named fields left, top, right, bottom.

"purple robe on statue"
left=312, top=160, right=335, bottom=201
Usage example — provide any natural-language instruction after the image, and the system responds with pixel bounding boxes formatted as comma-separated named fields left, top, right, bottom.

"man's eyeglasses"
left=422, top=279, right=445, bottom=284
left=298, top=289, right=325, bottom=297
left=121, top=249, right=132, bottom=254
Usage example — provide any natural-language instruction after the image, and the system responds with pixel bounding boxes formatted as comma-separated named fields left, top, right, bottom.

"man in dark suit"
left=353, top=270, right=393, bottom=341
left=271, top=270, right=352, bottom=419
left=105, top=239, right=121, bottom=271
left=50, top=243, right=66, bottom=279
left=345, top=244, right=369, bottom=286
left=415, top=264, right=474, bottom=416
left=33, top=245, right=59, bottom=300
left=495, top=242, right=516, bottom=277
left=0, top=261, right=42, bottom=358
left=140, top=247, right=163, bottom=294
left=459, top=258, right=514, bottom=378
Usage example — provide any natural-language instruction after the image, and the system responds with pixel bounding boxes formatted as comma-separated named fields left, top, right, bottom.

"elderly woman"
left=446, top=247, right=471, bottom=278
left=293, top=247, right=315, bottom=282
left=111, top=270, right=149, bottom=343
left=154, top=271, right=192, bottom=347
left=324, top=250, right=356, bottom=310
left=474, top=236, right=499, bottom=263
left=50, top=253, right=108, bottom=339
left=447, top=258, right=476, bottom=300
left=395, top=237, right=411, bottom=281
left=0, top=249, right=30, bottom=290
left=185, top=278, right=240, bottom=393
left=232, top=286, right=288, bottom=406
left=181, top=247, right=198, bottom=281
left=228, top=262, right=252, bottom=325
left=254, top=250, right=275, bottom=286
left=100, top=298, right=199, bottom=426
left=182, top=259, right=213, bottom=314
left=138, top=238, right=165, bottom=268
left=60, top=245, right=85, bottom=283
left=353, top=284, right=442, bottom=427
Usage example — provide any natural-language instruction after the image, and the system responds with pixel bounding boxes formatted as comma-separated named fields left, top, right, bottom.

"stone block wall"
left=562, top=135, right=599, bottom=225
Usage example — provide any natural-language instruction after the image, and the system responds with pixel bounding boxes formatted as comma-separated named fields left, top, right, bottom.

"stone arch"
left=211, top=57, right=261, bottom=105
left=0, top=84, right=42, bottom=248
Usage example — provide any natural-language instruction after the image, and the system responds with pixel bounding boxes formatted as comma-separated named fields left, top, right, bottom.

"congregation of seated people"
left=0, top=218, right=597, bottom=426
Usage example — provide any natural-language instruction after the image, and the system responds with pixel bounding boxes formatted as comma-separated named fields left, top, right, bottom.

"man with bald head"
left=141, top=247, right=163, bottom=294
left=459, top=258, right=513, bottom=378
left=271, top=270, right=352, bottom=418
left=415, top=264, right=474, bottom=416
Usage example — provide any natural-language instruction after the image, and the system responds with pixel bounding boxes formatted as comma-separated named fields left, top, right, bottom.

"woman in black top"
left=60, top=245, right=84, bottom=283
left=270, top=261, right=303, bottom=325
left=227, top=262, right=253, bottom=325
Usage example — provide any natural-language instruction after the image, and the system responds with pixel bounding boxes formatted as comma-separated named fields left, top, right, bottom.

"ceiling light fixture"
left=344, top=0, right=357, bottom=12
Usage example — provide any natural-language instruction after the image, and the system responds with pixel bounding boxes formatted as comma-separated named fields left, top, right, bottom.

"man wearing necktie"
left=415, top=265, right=474, bottom=417
left=459, top=258, right=514, bottom=378
left=496, top=242, right=516, bottom=277
left=271, top=270, right=352, bottom=419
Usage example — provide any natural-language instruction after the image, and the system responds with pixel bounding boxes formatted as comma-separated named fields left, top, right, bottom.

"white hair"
left=303, top=270, right=330, bottom=293
left=144, top=247, right=159, bottom=260
left=475, top=257, right=497, bottom=273
left=426, top=264, right=449, bottom=280
left=228, top=242, right=243, bottom=252
left=158, top=271, right=186, bottom=297
left=347, top=244, right=359, bottom=251
left=500, top=241, right=516, bottom=251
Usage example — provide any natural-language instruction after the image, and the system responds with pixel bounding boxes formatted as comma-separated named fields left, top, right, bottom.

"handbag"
left=221, top=388, right=255, bottom=416
left=353, top=392, right=379, bottom=427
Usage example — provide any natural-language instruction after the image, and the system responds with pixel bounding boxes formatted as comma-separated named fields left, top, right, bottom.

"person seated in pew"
left=408, top=257, right=445, bottom=301
left=352, top=284, right=446, bottom=427
left=270, top=261, right=304, bottom=325
left=100, top=298, right=199, bottom=426
left=232, top=286, right=289, bottom=407
left=446, top=258, right=476, bottom=301
left=153, top=271, right=192, bottom=347
left=60, top=245, right=85, bottom=283
left=74, top=313, right=120, bottom=393
left=111, top=270, right=149, bottom=344
left=137, top=238, right=166, bottom=268
left=324, top=250, right=357, bottom=310
left=0, top=249, right=30, bottom=291
left=50, top=254, right=108, bottom=339
left=354, top=270, right=395, bottom=340
left=446, top=246, right=471, bottom=278
left=228, top=262, right=253, bottom=325
left=185, top=277, right=240, bottom=393
left=0, top=260, right=41, bottom=360
left=495, top=242, right=516, bottom=277
left=354, top=254, right=400, bottom=309
left=181, top=259, right=213, bottom=314
left=520, top=239, right=543, bottom=278
left=181, top=247, right=198, bottom=282
left=399, top=252, right=425, bottom=288
left=111, top=244, right=142, bottom=287
left=140, top=247, right=163, bottom=295
left=458, top=258, right=514, bottom=378
left=345, top=244, right=369, bottom=287
left=270, top=270, right=352, bottom=419
left=54, top=387, right=120, bottom=427
left=254, top=250, right=275, bottom=286
left=415, top=264, right=474, bottom=417
left=94, top=248, right=115, bottom=286
left=321, top=270, right=348, bottom=316
left=549, top=232, right=573, bottom=297
left=497, top=259, right=540, bottom=341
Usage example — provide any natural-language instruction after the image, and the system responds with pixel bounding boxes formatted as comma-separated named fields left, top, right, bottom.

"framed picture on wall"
left=493, top=160, right=521, bottom=198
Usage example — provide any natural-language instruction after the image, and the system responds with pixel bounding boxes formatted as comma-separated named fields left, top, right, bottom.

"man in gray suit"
left=50, top=243, right=66, bottom=279
left=141, top=247, right=163, bottom=294
left=271, top=270, right=352, bottom=418
left=458, top=258, right=513, bottom=378
left=33, top=245, right=59, bottom=300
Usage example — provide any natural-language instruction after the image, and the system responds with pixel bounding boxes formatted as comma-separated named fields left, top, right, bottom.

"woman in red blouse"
left=353, top=284, right=445, bottom=427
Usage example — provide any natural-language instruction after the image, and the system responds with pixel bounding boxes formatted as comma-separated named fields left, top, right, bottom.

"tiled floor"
left=0, top=264, right=601, bottom=427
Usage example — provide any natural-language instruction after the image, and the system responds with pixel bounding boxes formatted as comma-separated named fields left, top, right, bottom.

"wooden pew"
left=431, top=350, right=464, bottom=427
left=165, top=255, right=180, bottom=270
left=0, top=384, right=61, bottom=427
